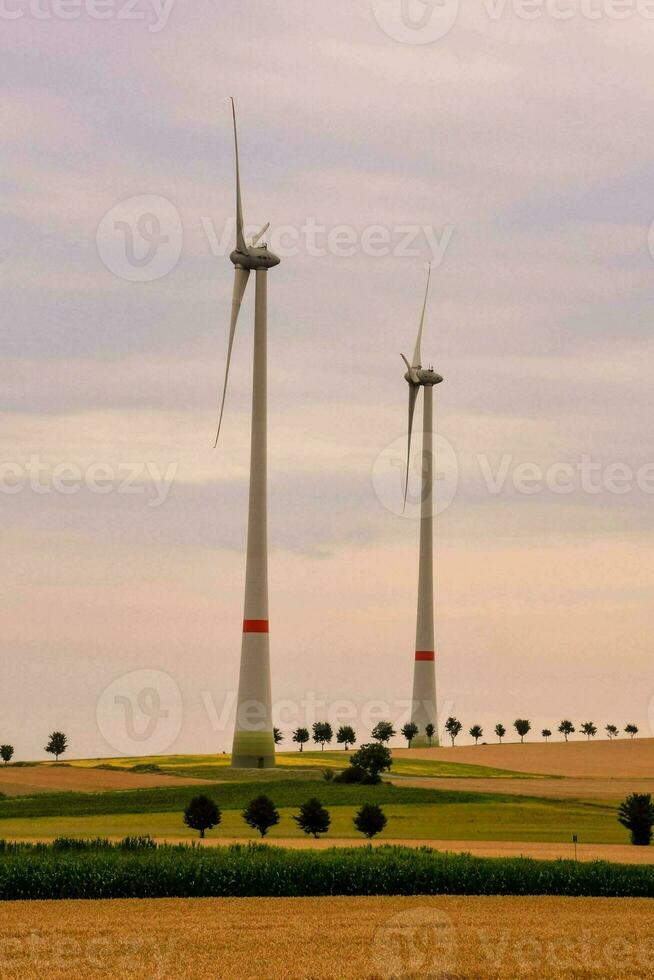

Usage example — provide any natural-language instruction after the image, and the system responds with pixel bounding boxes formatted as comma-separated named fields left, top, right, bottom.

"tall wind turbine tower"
left=215, top=100, right=280, bottom=768
left=402, top=266, right=443, bottom=747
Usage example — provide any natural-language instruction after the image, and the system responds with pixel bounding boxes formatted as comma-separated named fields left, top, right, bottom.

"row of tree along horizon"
left=282, top=719, right=642, bottom=750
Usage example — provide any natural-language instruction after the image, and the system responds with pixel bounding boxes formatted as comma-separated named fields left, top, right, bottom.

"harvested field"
left=0, top=767, right=210, bottom=796
left=396, top=737, right=654, bottom=778
left=0, top=895, right=652, bottom=978
left=390, top=775, right=654, bottom=800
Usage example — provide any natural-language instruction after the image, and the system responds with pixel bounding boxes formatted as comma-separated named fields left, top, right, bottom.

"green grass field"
left=0, top=778, right=625, bottom=844
left=0, top=799, right=627, bottom=844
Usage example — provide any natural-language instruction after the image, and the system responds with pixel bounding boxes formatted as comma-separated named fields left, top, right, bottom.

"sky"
left=2, top=0, right=654, bottom=759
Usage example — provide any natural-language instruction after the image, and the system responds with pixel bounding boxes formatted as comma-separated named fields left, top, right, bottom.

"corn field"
left=0, top=839, right=653, bottom=901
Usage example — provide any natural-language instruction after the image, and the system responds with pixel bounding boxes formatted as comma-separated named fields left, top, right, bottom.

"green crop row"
left=0, top=840, right=651, bottom=901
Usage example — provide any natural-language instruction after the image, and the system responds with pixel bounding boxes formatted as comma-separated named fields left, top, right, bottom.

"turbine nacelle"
left=403, top=366, right=443, bottom=387
left=230, top=246, right=281, bottom=271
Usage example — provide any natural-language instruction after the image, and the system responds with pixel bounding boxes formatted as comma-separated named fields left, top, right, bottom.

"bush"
left=131, top=764, right=162, bottom=774
left=322, top=768, right=334, bottom=782
left=333, top=765, right=376, bottom=785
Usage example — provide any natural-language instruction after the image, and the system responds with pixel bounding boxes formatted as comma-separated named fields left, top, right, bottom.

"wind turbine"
left=216, top=99, right=280, bottom=768
left=402, top=264, right=443, bottom=748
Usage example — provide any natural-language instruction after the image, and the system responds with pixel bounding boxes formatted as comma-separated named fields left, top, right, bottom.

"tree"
left=606, top=724, right=619, bottom=740
left=292, top=727, right=310, bottom=752
left=425, top=723, right=436, bottom=747
left=354, top=803, right=387, bottom=839
left=183, top=795, right=221, bottom=839
left=495, top=724, right=506, bottom=744
left=581, top=722, right=597, bottom=741
left=0, top=745, right=14, bottom=766
left=348, top=743, right=392, bottom=783
left=372, top=721, right=395, bottom=744
left=242, top=795, right=280, bottom=838
left=542, top=729, right=552, bottom=742
left=514, top=719, right=531, bottom=743
left=312, top=722, right=333, bottom=751
left=273, top=728, right=284, bottom=745
left=618, top=793, right=654, bottom=846
left=336, top=726, right=357, bottom=751
left=401, top=722, right=419, bottom=747
left=294, top=798, right=331, bottom=839
left=44, top=732, right=67, bottom=762
left=469, top=725, right=483, bottom=745
left=625, top=724, right=639, bottom=739
left=444, top=717, right=462, bottom=747
left=559, top=720, right=575, bottom=742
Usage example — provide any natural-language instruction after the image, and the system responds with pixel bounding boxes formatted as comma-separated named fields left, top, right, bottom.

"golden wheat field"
left=0, top=895, right=653, bottom=979
left=395, top=737, right=654, bottom=779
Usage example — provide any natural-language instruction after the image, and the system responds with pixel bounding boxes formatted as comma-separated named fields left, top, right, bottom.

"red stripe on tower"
left=415, top=651, right=435, bottom=662
left=243, top=620, right=269, bottom=633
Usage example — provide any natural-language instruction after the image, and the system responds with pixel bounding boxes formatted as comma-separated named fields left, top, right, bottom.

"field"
left=0, top=765, right=210, bottom=796
left=0, top=740, right=649, bottom=849
left=0, top=741, right=652, bottom=976
left=396, top=737, right=654, bottom=778
left=0, top=895, right=653, bottom=978
left=0, top=795, right=630, bottom=845
left=63, top=750, right=533, bottom=781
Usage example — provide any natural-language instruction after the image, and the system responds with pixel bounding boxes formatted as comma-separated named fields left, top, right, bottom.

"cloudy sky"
left=2, top=0, right=653, bottom=758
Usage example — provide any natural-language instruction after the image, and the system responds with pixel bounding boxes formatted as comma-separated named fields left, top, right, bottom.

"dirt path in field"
left=1, top=895, right=652, bottom=978
left=394, top=737, right=654, bottom=778
left=0, top=767, right=211, bottom=796
left=388, top=774, right=654, bottom=800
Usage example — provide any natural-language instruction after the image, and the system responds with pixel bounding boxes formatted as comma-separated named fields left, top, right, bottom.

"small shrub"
left=333, top=765, right=376, bottom=785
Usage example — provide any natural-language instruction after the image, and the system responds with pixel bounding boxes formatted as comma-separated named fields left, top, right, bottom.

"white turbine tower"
left=215, top=100, right=280, bottom=768
left=402, top=265, right=443, bottom=748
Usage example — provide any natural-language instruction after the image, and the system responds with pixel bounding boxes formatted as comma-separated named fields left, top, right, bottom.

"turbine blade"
left=412, top=263, right=432, bottom=368
left=231, top=98, right=247, bottom=254
left=214, top=267, right=251, bottom=446
left=401, top=353, right=412, bottom=372
left=250, top=222, right=270, bottom=247
left=404, top=384, right=419, bottom=510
